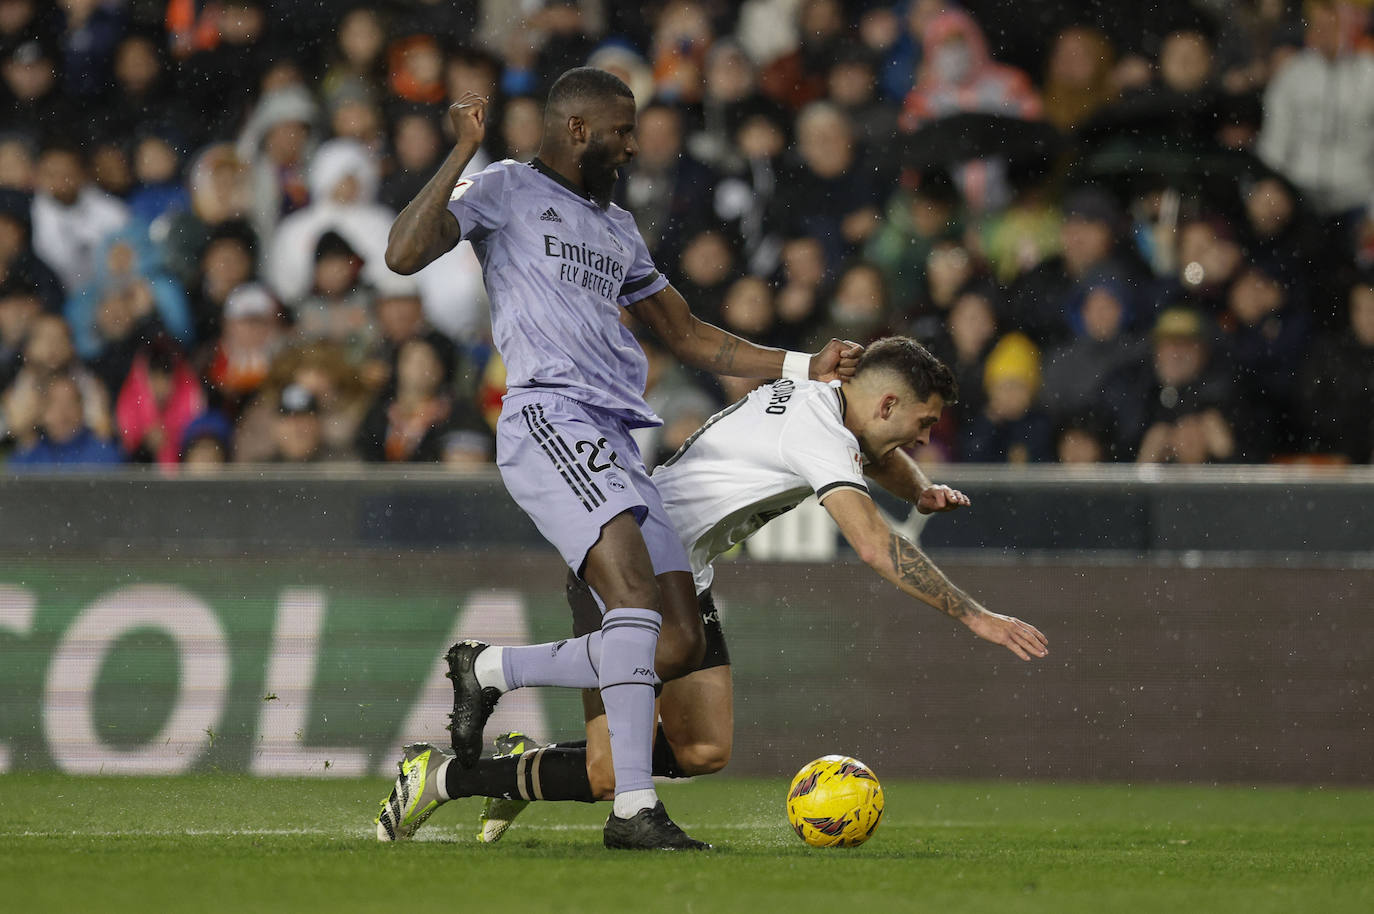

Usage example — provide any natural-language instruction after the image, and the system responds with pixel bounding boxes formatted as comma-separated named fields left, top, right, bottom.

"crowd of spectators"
left=1, top=0, right=1372, bottom=472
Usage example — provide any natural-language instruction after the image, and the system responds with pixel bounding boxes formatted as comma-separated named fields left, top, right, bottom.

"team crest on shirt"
left=851, top=448, right=863, bottom=471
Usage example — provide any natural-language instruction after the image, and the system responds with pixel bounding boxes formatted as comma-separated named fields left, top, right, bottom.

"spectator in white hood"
left=235, top=84, right=320, bottom=245
left=265, top=138, right=395, bottom=306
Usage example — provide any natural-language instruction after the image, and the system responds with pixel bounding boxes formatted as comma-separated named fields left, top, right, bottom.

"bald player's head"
left=540, top=67, right=639, bottom=207
left=545, top=67, right=635, bottom=122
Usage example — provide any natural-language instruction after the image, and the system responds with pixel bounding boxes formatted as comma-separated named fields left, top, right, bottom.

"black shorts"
left=566, top=571, right=730, bottom=670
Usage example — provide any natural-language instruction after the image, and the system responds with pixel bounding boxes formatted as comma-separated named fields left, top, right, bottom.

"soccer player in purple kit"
left=375, top=68, right=860, bottom=850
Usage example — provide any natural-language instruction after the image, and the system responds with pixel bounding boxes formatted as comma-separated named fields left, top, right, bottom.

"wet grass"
left=2, top=775, right=1372, bottom=913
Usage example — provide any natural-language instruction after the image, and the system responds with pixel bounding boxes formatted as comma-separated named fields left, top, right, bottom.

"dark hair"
left=141, top=333, right=185, bottom=374
left=855, top=336, right=958, bottom=405
left=1054, top=408, right=1113, bottom=444
left=448, top=44, right=503, bottom=76
left=1162, top=7, right=1219, bottom=46
left=38, top=138, right=84, bottom=164
left=836, top=258, right=890, bottom=311
left=0, top=277, right=41, bottom=302
left=639, top=98, right=684, bottom=121
left=725, top=95, right=790, bottom=141
left=205, top=218, right=258, bottom=258
left=314, top=229, right=359, bottom=261
left=831, top=41, right=877, bottom=69
left=547, top=67, right=634, bottom=111
left=911, top=168, right=959, bottom=207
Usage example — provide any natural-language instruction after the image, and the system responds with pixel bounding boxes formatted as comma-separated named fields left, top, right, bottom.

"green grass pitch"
left=2, top=775, right=1372, bottom=913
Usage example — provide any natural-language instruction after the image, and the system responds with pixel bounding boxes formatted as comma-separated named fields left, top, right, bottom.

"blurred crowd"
left=1, top=0, right=1372, bottom=473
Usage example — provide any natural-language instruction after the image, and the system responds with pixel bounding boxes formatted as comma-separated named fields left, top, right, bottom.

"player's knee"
left=655, top=622, right=706, bottom=681
left=595, top=572, right=660, bottom=615
left=673, top=741, right=731, bottom=776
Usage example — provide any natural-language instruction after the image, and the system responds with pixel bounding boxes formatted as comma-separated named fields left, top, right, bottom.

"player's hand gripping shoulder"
left=811, top=338, right=863, bottom=383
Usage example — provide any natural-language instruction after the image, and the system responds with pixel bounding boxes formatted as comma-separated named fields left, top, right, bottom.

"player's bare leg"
left=659, top=668, right=734, bottom=776
left=653, top=570, right=707, bottom=680
left=581, top=690, right=617, bottom=800
left=582, top=665, right=733, bottom=799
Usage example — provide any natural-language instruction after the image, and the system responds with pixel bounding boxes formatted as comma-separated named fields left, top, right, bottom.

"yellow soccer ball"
left=785, top=755, right=884, bottom=847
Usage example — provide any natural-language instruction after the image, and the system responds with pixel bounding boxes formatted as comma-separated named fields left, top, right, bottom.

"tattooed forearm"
left=709, top=336, right=740, bottom=373
left=888, top=534, right=973, bottom=620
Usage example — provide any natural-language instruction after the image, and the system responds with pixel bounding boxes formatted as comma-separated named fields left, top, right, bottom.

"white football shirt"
left=652, top=379, right=870, bottom=592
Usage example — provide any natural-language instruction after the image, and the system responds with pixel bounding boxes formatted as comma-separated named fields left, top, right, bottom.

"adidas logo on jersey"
left=539, top=207, right=563, bottom=222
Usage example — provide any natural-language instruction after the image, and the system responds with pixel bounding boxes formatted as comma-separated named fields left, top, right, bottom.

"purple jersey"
left=447, top=158, right=670, bottom=427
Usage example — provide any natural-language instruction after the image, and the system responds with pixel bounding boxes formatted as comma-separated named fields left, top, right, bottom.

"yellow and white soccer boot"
left=375, top=743, right=450, bottom=841
left=476, top=731, right=536, bottom=844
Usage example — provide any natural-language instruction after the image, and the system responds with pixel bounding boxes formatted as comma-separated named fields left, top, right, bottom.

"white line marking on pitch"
left=5, top=824, right=741, bottom=838
left=3, top=820, right=984, bottom=839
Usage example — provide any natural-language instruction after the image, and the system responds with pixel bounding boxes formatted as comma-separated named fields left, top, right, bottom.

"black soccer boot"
left=603, top=802, right=711, bottom=851
left=444, top=640, right=502, bottom=767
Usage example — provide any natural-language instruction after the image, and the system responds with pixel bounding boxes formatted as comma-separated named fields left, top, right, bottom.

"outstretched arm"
left=628, top=283, right=861, bottom=382
left=385, top=93, right=486, bottom=275
left=821, top=488, right=1048, bottom=660
left=865, top=448, right=970, bottom=514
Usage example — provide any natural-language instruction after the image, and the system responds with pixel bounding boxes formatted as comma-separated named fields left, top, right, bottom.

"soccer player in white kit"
left=382, top=338, right=1049, bottom=842
left=530, top=337, right=1049, bottom=824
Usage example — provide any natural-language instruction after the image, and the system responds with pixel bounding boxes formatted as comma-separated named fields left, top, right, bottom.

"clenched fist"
left=448, top=92, right=488, bottom=150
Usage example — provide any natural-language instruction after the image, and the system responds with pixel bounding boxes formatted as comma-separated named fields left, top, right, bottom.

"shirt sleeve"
left=445, top=164, right=508, bottom=242
left=616, top=224, right=669, bottom=307
left=777, top=393, right=870, bottom=503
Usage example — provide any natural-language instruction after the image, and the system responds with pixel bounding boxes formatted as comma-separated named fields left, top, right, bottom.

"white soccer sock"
left=473, top=645, right=509, bottom=691
left=612, top=788, right=658, bottom=819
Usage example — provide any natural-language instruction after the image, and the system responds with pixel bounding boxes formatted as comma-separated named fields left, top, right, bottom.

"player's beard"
left=581, top=134, right=622, bottom=208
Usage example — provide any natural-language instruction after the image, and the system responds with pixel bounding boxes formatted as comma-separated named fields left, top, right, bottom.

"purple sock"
left=597, top=607, right=662, bottom=796
left=502, top=633, right=602, bottom=690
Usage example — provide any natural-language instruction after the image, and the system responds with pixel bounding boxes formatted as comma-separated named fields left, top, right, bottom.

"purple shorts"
left=497, top=390, right=691, bottom=577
